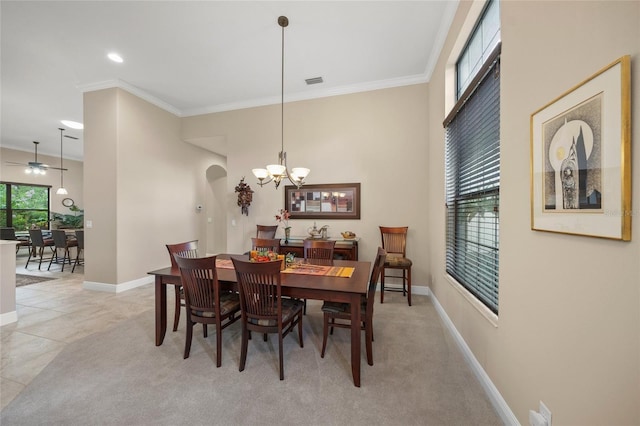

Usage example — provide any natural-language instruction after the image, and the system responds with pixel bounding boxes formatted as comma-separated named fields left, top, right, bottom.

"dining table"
left=148, top=253, right=371, bottom=387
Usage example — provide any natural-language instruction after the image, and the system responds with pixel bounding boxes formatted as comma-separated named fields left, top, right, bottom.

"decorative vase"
left=284, top=227, right=290, bottom=243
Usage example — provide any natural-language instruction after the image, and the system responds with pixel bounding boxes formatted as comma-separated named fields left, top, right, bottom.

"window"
left=0, top=182, right=51, bottom=231
left=456, top=0, right=501, bottom=99
left=444, top=1, right=501, bottom=314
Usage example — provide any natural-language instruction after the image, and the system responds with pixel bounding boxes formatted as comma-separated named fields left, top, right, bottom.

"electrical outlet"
left=539, top=401, right=552, bottom=426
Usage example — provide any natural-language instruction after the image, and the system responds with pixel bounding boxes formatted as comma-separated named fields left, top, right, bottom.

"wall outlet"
left=539, top=401, right=552, bottom=426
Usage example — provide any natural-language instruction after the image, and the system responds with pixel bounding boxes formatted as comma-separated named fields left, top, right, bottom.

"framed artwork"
left=285, top=183, right=361, bottom=219
left=530, top=55, right=631, bottom=240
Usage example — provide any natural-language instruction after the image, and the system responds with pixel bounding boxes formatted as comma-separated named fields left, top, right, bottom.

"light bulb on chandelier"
left=252, top=16, right=310, bottom=189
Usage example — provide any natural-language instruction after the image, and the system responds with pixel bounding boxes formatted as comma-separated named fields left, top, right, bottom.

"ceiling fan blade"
left=5, top=161, right=28, bottom=166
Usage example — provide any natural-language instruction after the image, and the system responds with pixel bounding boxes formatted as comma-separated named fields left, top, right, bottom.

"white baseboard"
left=429, top=290, right=519, bottom=426
left=0, top=310, right=18, bottom=326
left=83, top=275, right=154, bottom=293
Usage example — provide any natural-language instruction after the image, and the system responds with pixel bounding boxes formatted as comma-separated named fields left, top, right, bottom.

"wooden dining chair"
left=320, top=247, right=387, bottom=365
left=174, top=255, right=241, bottom=367
left=231, top=257, right=304, bottom=380
left=256, top=225, right=278, bottom=239
left=26, top=229, right=55, bottom=270
left=301, top=239, right=336, bottom=313
left=72, top=229, right=84, bottom=272
left=166, top=240, right=199, bottom=332
left=48, top=229, right=78, bottom=271
left=379, top=226, right=413, bottom=306
left=251, top=237, right=281, bottom=253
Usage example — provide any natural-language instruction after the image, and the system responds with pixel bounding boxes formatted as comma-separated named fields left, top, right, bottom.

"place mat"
left=282, top=263, right=354, bottom=278
left=215, top=259, right=235, bottom=269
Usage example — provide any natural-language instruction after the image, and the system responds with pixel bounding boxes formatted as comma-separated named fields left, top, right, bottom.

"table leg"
left=155, top=276, right=167, bottom=346
left=350, top=293, right=361, bottom=387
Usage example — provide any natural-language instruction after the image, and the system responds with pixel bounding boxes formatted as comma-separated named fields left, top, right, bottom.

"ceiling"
left=1, top=1, right=458, bottom=161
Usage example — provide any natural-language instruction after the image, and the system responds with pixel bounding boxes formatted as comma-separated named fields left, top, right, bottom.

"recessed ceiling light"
left=108, top=52, right=123, bottom=63
left=61, top=120, right=84, bottom=130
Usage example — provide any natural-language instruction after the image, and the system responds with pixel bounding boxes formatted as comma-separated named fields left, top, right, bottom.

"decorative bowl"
left=341, top=231, right=356, bottom=239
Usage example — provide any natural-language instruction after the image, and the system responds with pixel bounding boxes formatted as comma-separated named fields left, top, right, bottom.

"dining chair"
left=1, top=227, right=30, bottom=254
left=72, top=229, right=84, bottom=272
left=174, top=255, right=241, bottom=367
left=48, top=229, right=78, bottom=271
left=251, top=237, right=281, bottom=253
left=301, top=239, right=337, bottom=313
left=231, top=257, right=304, bottom=380
left=26, top=229, right=55, bottom=270
left=166, top=240, right=199, bottom=332
left=320, top=247, right=387, bottom=365
left=379, top=226, right=413, bottom=306
left=256, top=225, right=278, bottom=239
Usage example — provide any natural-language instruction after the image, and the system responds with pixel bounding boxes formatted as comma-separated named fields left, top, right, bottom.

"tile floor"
left=1, top=251, right=157, bottom=410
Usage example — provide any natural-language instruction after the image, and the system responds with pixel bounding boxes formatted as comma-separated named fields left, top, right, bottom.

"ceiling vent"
left=305, top=77, right=324, bottom=85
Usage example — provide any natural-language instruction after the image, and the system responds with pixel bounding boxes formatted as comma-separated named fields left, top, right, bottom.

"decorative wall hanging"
left=530, top=55, right=631, bottom=240
left=285, top=183, right=360, bottom=220
left=235, top=177, right=254, bottom=216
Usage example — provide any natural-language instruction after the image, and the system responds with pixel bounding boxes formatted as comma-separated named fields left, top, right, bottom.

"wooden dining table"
left=148, top=254, right=371, bottom=387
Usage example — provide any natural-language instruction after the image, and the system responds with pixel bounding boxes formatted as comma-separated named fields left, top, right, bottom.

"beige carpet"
left=0, top=294, right=501, bottom=425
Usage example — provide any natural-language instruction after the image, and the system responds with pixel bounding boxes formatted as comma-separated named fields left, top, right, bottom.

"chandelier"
left=252, top=16, right=310, bottom=189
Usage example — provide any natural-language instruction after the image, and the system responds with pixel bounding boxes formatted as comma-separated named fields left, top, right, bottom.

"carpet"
left=0, top=295, right=501, bottom=425
left=15, top=274, right=56, bottom=287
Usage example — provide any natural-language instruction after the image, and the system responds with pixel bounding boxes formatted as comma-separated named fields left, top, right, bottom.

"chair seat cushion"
left=384, top=255, right=412, bottom=267
left=247, top=298, right=303, bottom=327
left=192, top=292, right=240, bottom=318
left=321, top=299, right=366, bottom=315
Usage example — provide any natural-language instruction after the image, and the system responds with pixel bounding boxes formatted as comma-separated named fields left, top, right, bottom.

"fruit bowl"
left=341, top=231, right=356, bottom=239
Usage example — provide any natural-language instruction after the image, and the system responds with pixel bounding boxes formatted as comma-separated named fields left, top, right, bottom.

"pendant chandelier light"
left=56, top=128, right=68, bottom=195
left=252, top=16, right=310, bottom=189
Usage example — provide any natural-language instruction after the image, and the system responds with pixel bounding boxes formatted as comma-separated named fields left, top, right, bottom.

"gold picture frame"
left=285, top=183, right=361, bottom=220
left=530, top=55, right=631, bottom=240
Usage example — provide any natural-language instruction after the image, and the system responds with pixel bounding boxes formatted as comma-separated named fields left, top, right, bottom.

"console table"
left=280, top=237, right=359, bottom=260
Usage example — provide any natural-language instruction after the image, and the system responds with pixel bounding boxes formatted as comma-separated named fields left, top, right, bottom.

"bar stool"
left=379, top=226, right=412, bottom=306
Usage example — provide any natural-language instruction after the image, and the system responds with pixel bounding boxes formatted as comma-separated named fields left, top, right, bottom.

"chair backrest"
left=1, top=227, right=17, bottom=240
left=231, top=257, right=283, bottom=327
left=367, top=247, right=388, bottom=313
left=174, top=255, right=221, bottom=317
left=29, top=229, right=46, bottom=246
left=379, top=226, right=408, bottom=257
left=75, top=230, right=84, bottom=249
left=166, top=240, right=199, bottom=268
left=303, top=239, right=336, bottom=260
left=51, top=230, right=69, bottom=247
left=251, top=237, right=280, bottom=253
left=256, top=225, right=278, bottom=239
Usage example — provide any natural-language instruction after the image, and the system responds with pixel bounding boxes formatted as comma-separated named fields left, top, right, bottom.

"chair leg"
left=173, top=286, right=181, bottom=332
left=365, top=318, right=374, bottom=366
left=321, top=312, right=329, bottom=358
left=407, top=267, right=412, bottom=306
left=203, top=324, right=208, bottom=338
left=297, top=311, right=304, bottom=348
left=303, top=299, right=307, bottom=315
left=278, top=332, right=284, bottom=380
left=39, top=246, right=48, bottom=270
left=25, top=247, right=34, bottom=268
left=71, top=248, right=82, bottom=273
left=380, top=267, right=385, bottom=303
left=184, top=319, right=193, bottom=359
left=239, top=326, right=249, bottom=372
left=330, top=317, right=335, bottom=335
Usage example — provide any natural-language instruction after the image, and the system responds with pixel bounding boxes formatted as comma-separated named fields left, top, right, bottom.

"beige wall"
left=83, top=88, right=225, bottom=286
left=182, top=84, right=431, bottom=282
left=1, top=147, right=84, bottom=217
left=427, top=1, right=639, bottom=424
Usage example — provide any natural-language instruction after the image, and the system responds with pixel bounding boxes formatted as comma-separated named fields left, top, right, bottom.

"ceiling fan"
left=5, top=140, right=68, bottom=175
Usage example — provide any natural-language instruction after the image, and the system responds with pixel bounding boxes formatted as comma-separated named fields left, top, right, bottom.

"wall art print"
left=530, top=55, right=631, bottom=241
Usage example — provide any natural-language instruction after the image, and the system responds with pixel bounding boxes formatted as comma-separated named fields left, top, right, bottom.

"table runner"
left=216, top=258, right=354, bottom=278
